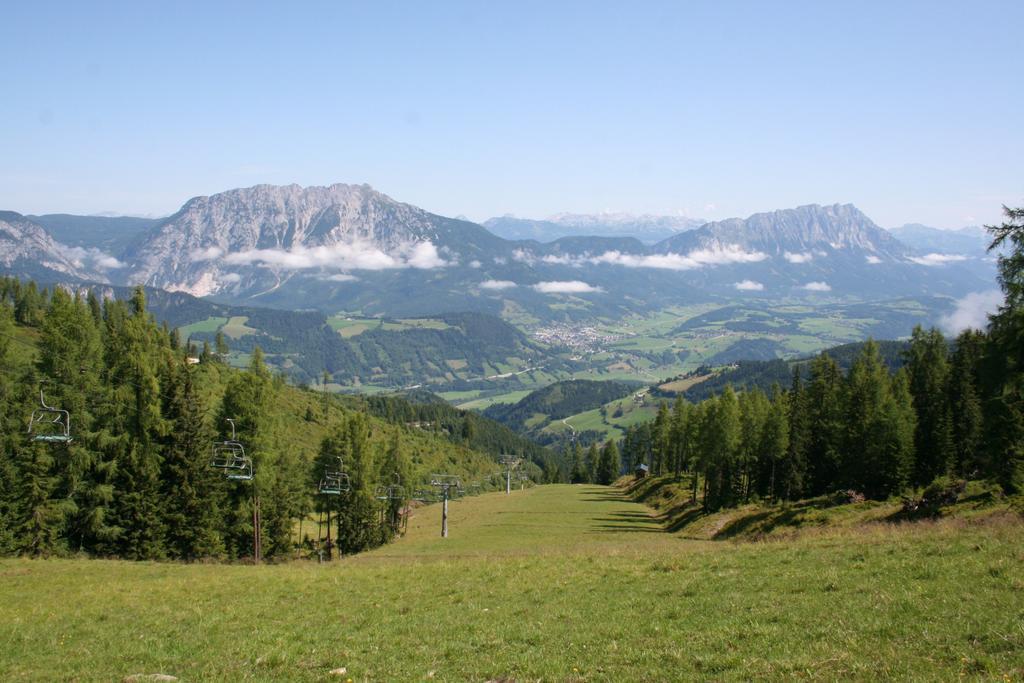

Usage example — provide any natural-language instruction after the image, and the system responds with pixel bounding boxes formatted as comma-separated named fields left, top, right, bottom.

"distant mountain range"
left=888, top=223, right=991, bottom=256
left=483, top=213, right=703, bottom=243
left=0, top=184, right=997, bottom=321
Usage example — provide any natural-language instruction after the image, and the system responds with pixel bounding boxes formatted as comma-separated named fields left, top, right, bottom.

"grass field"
left=1, top=486, right=1022, bottom=681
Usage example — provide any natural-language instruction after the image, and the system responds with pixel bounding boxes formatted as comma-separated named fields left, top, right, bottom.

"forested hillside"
left=0, top=280, right=506, bottom=561
left=655, top=339, right=911, bottom=403
left=18, top=282, right=564, bottom=388
left=483, top=379, right=643, bottom=430
left=579, top=209, right=1024, bottom=512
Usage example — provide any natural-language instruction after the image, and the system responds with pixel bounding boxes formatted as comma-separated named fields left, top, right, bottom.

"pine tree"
left=782, top=366, right=810, bottom=500
left=160, top=362, right=225, bottom=560
left=703, top=387, right=742, bottom=511
left=737, top=388, right=768, bottom=501
left=596, top=440, right=620, bottom=485
left=378, top=432, right=412, bottom=537
left=670, top=397, right=689, bottom=479
left=33, top=289, right=109, bottom=554
left=757, top=385, right=789, bottom=501
left=651, top=402, right=670, bottom=475
left=845, top=341, right=914, bottom=498
left=331, top=413, right=380, bottom=554
left=981, top=205, right=1024, bottom=493
left=949, top=330, right=985, bottom=477
left=805, top=353, right=844, bottom=495
left=569, top=442, right=587, bottom=484
left=905, top=326, right=954, bottom=485
left=103, top=291, right=168, bottom=559
left=584, top=444, right=599, bottom=484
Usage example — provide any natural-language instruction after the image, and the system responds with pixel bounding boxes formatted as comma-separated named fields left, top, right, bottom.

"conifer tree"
left=379, top=432, right=411, bottom=537
left=948, top=330, right=985, bottom=477
left=845, top=341, right=914, bottom=498
left=596, top=440, right=620, bottom=485
left=703, top=387, right=741, bottom=511
left=737, top=388, right=768, bottom=501
left=805, top=353, right=844, bottom=495
left=569, top=442, right=587, bottom=484
left=161, top=362, right=225, bottom=560
left=670, top=397, right=688, bottom=479
left=584, top=443, right=599, bottom=484
left=331, top=413, right=380, bottom=554
left=906, top=326, right=954, bottom=485
left=650, top=402, right=670, bottom=475
left=981, top=205, right=1024, bottom=493
left=757, top=385, right=789, bottom=501
left=782, top=366, right=810, bottom=500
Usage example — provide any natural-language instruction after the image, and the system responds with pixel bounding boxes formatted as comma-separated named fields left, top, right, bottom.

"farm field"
left=2, top=485, right=1021, bottom=681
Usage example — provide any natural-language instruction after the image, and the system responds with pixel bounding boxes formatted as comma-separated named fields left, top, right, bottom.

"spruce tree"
left=703, top=387, right=741, bottom=511
left=737, top=388, right=768, bottom=501
left=757, top=385, right=789, bottom=501
left=596, top=440, right=620, bottom=485
left=782, top=366, right=810, bottom=500
left=332, top=413, right=380, bottom=554
left=161, top=362, right=225, bottom=560
left=651, top=402, right=670, bottom=475
left=584, top=443, right=599, bottom=484
left=103, top=291, right=168, bottom=560
left=569, top=442, right=587, bottom=484
left=905, top=326, right=954, bottom=485
left=981, top=205, right=1024, bottom=493
left=805, top=353, right=844, bottom=495
left=379, top=432, right=412, bottom=537
left=949, top=330, right=985, bottom=477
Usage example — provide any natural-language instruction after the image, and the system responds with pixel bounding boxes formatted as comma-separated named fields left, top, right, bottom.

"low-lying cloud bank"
left=68, top=246, right=124, bottom=271
left=193, top=240, right=450, bottom=271
left=734, top=280, right=765, bottom=291
left=479, top=279, right=517, bottom=290
left=802, top=281, right=832, bottom=292
left=479, top=279, right=602, bottom=294
left=513, top=244, right=767, bottom=271
left=908, top=253, right=968, bottom=266
left=940, top=290, right=1003, bottom=334
left=531, top=280, right=602, bottom=294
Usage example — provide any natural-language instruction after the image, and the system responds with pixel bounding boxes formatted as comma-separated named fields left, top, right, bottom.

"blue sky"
left=1, top=1, right=1021, bottom=228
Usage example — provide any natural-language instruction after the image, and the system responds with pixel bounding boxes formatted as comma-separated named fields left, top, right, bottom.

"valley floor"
left=1, top=485, right=1022, bottom=681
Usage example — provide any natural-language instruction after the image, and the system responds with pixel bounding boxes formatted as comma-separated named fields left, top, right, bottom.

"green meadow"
left=1, top=485, right=1021, bottom=681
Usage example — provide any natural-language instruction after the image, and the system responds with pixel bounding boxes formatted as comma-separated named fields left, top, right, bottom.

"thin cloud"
left=480, top=279, right=517, bottom=290
left=220, top=272, right=241, bottom=283
left=532, top=280, right=602, bottom=294
left=802, top=281, right=832, bottom=292
left=190, top=246, right=224, bottom=261
left=940, top=290, right=1002, bottom=334
left=865, top=255, right=882, bottom=264
left=67, top=246, right=124, bottom=270
left=734, top=280, right=765, bottom=291
left=221, top=240, right=450, bottom=272
left=908, top=253, right=969, bottom=266
left=784, top=251, right=813, bottom=264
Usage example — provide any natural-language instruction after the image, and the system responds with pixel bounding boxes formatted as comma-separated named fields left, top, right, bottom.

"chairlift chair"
left=210, top=419, right=246, bottom=468
left=319, top=470, right=351, bottom=495
left=225, top=456, right=254, bottom=481
left=318, top=456, right=351, bottom=495
left=28, top=389, right=72, bottom=444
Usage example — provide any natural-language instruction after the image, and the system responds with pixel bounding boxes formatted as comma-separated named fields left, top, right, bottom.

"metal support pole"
left=506, top=470, right=511, bottom=495
left=441, top=490, right=449, bottom=538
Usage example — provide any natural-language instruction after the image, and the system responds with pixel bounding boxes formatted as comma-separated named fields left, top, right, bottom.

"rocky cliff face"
left=0, top=211, right=109, bottom=282
left=656, top=204, right=910, bottom=260
left=122, top=183, right=462, bottom=295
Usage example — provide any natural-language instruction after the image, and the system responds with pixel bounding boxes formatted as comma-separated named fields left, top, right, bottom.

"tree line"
left=617, top=207, right=1024, bottom=510
left=0, top=283, right=435, bottom=560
